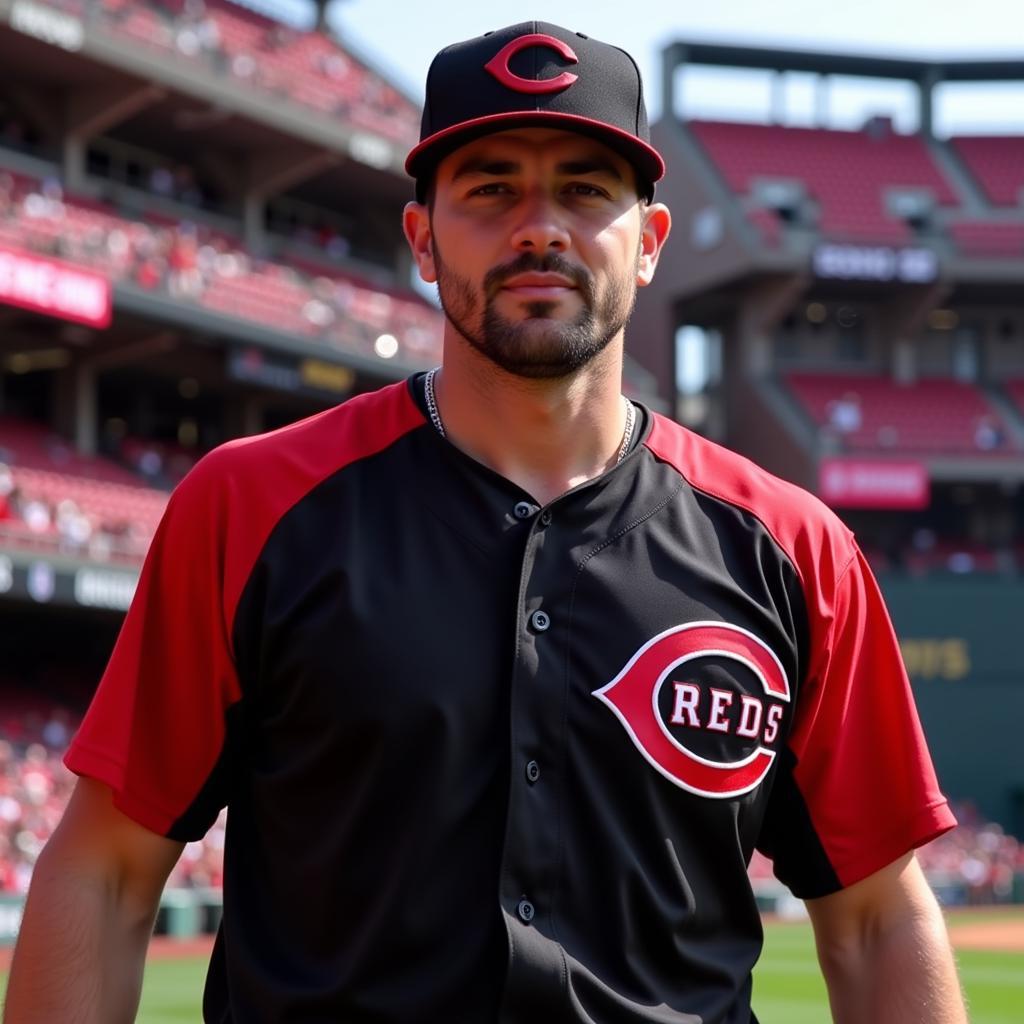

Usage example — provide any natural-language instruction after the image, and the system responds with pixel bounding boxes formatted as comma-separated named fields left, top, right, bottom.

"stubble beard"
left=432, top=242, right=638, bottom=381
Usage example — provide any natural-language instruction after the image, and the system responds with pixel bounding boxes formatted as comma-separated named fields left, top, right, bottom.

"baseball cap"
left=406, top=22, right=665, bottom=203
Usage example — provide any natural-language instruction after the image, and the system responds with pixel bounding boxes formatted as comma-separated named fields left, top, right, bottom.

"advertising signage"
left=0, top=553, right=137, bottom=611
left=819, top=458, right=930, bottom=510
left=0, top=247, right=112, bottom=328
left=812, top=243, right=938, bottom=284
left=228, top=346, right=355, bottom=398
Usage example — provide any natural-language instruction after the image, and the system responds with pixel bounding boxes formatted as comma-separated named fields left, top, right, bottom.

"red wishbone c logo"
left=484, top=34, right=579, bottom=94
left=593, top=622, right=791, bottom=799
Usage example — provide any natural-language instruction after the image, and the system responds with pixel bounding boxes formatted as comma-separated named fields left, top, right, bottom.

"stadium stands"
left=785, top=373, right=1020, bottom=455
left=0, top=701, right=225, bottom=892
left=0, top=417, right=168, bottom=562
left=80, top=0, right=419, bottom=146
left=0, top=168, right=443, bottom=363
left=947, top=221, right=1024, bottom=258
left=951, top=136, right=1024, bottom=207
left=689, top=119, right=958, bottom=244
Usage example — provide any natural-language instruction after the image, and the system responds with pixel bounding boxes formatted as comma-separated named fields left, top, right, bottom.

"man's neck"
left=432, top=345, right=629, bottom=506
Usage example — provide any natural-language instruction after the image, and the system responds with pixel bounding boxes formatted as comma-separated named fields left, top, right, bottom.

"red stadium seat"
left=689, top=120, right=959, bottom=244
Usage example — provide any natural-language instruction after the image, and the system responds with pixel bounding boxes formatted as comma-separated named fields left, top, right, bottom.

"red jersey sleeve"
left=65, top=450, right=243, bottom=841
left=64, top=382, right=426, bottom=841
left=763, top=545, right=956, bottom=897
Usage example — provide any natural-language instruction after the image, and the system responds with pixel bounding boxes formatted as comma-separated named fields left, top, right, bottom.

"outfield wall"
left=880, top=575, right=1024, bottom=836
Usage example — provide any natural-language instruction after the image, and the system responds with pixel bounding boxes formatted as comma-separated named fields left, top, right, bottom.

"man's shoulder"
left=644, top=412, right=856, bottom=585
left=207, top=378, right=421, bottom=475
left=171, top=379, right=425, bottom=516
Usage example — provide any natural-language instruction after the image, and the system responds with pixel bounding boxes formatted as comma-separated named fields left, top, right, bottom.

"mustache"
left=483, top=252, right=593, bottom=301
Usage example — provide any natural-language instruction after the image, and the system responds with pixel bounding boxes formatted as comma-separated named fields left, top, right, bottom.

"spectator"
left=974, top=414, right=1005, bottom=451
left=827, top=391, right=862, bottom=433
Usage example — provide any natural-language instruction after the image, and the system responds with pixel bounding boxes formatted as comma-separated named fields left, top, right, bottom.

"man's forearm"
left=3, top=845, right=157, bottom=1024
left=818, top=898, right=966, bottom=1024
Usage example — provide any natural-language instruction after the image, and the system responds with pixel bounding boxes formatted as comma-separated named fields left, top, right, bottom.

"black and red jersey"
left=66, top=374, right=954, bottom=1023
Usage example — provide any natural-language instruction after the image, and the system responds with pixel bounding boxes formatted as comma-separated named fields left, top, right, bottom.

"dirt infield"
left=947, top=915, right=1024, bottom=953
left=0, top=935, right=215, bottom=971
left=147, top=935, right=216, bottom=960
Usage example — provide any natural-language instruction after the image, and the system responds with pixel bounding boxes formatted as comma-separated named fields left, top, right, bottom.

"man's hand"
left=805, top=852, right=967, bottom=1024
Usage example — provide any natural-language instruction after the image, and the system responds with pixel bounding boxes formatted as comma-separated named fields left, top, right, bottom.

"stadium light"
left=374, top=334, right=399, bottom=359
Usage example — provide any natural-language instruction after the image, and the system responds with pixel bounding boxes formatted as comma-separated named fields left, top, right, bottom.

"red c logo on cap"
left=484, top=34, right=579, bottom=94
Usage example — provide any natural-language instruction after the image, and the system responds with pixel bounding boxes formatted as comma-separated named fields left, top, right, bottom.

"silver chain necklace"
left=424, top=367, right=636, bottom=464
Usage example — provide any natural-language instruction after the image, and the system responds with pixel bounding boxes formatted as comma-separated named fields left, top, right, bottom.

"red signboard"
left=819, top=459, right=930, bottom=509
left=0, top=246, right=111, bottom=328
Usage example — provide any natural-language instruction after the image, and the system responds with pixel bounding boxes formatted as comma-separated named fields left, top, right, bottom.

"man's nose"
left=509, top=191, right=571, bottom=253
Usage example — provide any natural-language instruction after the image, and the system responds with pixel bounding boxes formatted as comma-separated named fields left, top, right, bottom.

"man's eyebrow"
left=555, top=159, right=624, bottom=181
left=450, top=158, right=520, bottom=182
left=448, top=155, right=626, bottom=183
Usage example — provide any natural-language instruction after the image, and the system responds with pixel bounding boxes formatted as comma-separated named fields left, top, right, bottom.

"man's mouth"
left=499, top=272, right=577, bottom=299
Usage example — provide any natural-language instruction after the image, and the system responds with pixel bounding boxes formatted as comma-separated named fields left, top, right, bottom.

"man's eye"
left=470, top=183, right=510, bottom=196
left=566, top=183, right=607, bottom=197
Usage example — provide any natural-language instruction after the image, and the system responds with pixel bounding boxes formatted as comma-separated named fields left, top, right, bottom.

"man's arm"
left=3, top=777, right=184, bottom=1024
left=804, top=852, right=967, bottom=1024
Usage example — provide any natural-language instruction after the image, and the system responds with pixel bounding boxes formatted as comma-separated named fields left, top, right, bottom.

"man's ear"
left=636, top=203, right=671, bottom=287
left=403, top=202, right=437, bottom=284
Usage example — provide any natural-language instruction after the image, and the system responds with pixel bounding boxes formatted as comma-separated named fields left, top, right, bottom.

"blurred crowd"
left=0, top=704, right=223, bottom=892
left=0, top=458, right=160, bottom=563
left=0, top=171, right=442, bottom=363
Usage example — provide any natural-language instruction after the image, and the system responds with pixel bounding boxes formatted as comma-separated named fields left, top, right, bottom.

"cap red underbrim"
left=406, top=110, right=665, bottom=197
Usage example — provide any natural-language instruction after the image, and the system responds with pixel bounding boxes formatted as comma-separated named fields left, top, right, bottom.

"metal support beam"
left=66, top=82, right=166, bottom=139
left=84, top=332, right=179, bottom=372
left=242, top=147, right=339, bottom=251
left=919, top=68, right=940, bottom=139
left=63, top=82, right=165, bottom=190
left=74, top=359, right=97, bottom=456
left=878, top=280, right=952, bottom=383
left=246, top=147, right=339, bottom=199
left=734, top=274, right=811, bottom=377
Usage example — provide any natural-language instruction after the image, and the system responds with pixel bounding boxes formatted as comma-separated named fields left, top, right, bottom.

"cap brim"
left=406, top=110, right=665, bottom=202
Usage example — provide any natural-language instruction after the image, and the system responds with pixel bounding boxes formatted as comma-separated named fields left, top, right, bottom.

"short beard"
left=433, top=241, right=638, bottom=381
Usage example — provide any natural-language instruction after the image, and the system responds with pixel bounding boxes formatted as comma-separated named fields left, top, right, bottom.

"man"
left=5, top=22, right=965, bottom=1024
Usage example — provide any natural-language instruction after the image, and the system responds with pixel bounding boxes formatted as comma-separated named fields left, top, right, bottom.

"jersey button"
left=516, top=898, right=535, bottom=924
left=529, top=609, right=550, bottom=632
left=525, top=759, right=541, bottom=784
left=513, top=501, right=536, bottom=520
left=539, top=509, right=552, bottom=526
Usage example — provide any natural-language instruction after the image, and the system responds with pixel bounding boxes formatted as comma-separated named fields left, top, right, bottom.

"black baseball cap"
left=406, top=22, right=665, bottom=203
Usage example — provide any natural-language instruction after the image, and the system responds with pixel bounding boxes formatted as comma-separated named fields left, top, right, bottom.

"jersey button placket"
left=529, top=609, right=551, bottom=632
left=500, top=515, right=569, bottom=1009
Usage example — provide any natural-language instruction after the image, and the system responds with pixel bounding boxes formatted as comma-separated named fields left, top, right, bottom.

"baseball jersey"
left=66, top=374, right=955, bottom=1023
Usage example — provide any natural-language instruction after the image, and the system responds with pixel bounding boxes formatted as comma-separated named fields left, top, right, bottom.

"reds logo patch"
left=593, top=622, right=791, bottom=799
left=484, top=34, right=579, bottom=94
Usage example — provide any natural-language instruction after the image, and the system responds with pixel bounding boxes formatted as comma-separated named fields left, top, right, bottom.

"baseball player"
left=6, top=22, right=966, bottom=1024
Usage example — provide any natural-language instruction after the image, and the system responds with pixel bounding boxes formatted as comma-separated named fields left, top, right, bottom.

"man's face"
left=406, top=128, right=665, bottom=380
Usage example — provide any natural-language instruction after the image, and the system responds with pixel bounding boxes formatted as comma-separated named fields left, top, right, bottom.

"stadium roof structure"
left=661, top=40, right=1024, bottom=86
left=661, top=41, right=1024, bottom=138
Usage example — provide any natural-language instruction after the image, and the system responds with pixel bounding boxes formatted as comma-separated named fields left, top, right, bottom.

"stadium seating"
left=785, top=372, right=1020, bottom=454
left=0, top=416, right=168, bottom=561
left=1004, top=379, right=1024, bottom=417
left=951, top=136, right=1024, bottom=207
left=84, top=0, right=419, bottom=146
left=689, top=120, right=959, bottom=243
left=0, top=168, right=443, bottom=363
left=948, top=221, right=1024, bottom=258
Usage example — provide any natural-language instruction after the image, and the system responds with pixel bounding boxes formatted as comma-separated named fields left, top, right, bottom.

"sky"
left=323, top=0, right=1024, bottom=135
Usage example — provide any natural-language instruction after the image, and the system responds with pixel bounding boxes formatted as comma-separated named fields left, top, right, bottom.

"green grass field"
left=3, top=912, right=1022, bottom=1021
